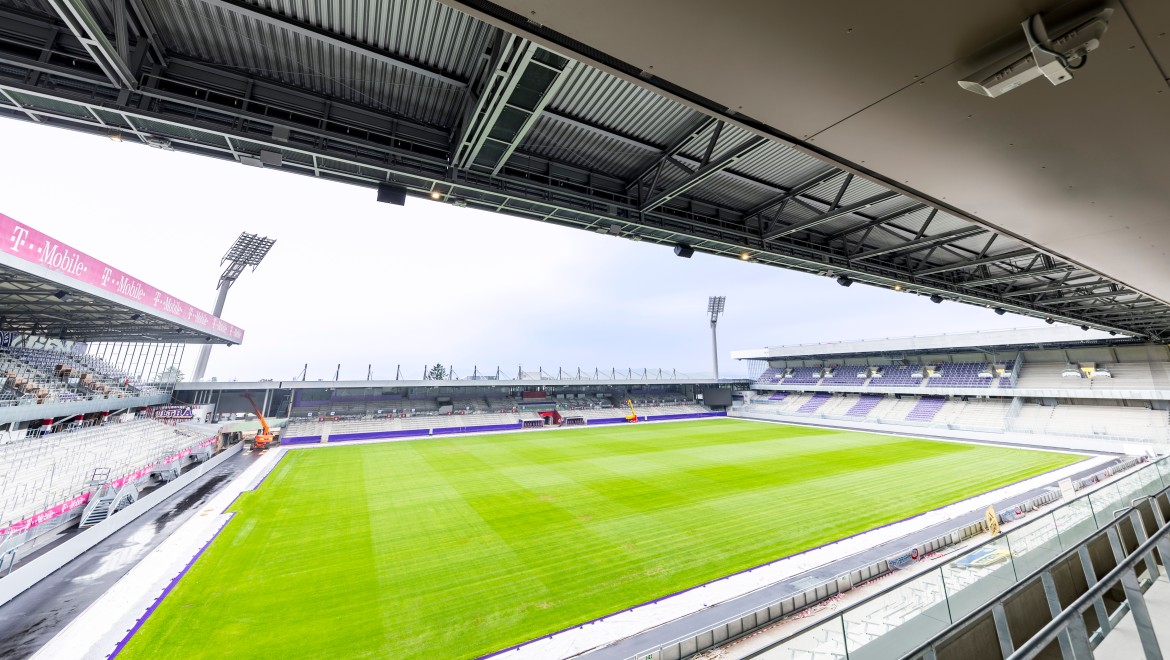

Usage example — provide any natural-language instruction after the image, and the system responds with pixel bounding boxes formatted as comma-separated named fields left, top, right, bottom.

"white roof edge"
left=733, top=326, right=1119, bottom=360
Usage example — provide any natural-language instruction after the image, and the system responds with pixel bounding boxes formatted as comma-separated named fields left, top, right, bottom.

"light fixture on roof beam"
left=893, top=284, right=903, bottom=291
left=994, top=307, right=1006, bottom=315
left=1109, top=331, right=1117, bottom=336
left=129, top=313, right=141, bottom=321
left=674, top=243, right=694, bottom=258
left=739, top=252, right=751, bottom=261
left=958, top=8, right=1111, bottom=98
left=1045, top=318, right=1055, bottom=324
left=108, top=132, right=124, bottom=142
left=1081, top=325, right=1090, bottom=331
left=52, top=290, right=70, bottom=301
left=836, top=276, right=853, bottom=287
left=930, top=294, right=944, bottom=304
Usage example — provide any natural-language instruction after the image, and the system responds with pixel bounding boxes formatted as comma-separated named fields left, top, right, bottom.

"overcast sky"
left=0, top=119, right=1049, bottom=381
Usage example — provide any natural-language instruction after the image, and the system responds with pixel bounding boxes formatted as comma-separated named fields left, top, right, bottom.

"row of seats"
left=0, top=418, right=208, bottom=531
left=0, top=347, right=158, bottom=407
left=1015, top=361, right=1170, bottom=390
left=745, top=393, right=1170, bottom=442
left=756, top=362, right=1002, bottom=389
left=744, top=394, right=1006, bottom=430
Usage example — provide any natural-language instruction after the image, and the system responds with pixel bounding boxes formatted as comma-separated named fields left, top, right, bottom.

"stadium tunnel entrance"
left=537, top=410, right=562, bottom=426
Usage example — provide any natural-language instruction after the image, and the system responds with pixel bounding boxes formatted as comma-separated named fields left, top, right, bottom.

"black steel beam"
left=915, top=248, right=1037, bottom=277
left=963, top=265, right=1078, bottom=288
left=639, top=132, right=766, bottom=211
left=765, top=191, right=899, bottom=240
left=851, top=226, right=986, bottom=261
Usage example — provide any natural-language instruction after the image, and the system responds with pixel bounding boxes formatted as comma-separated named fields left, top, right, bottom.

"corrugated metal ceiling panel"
left=141, top=0, right=480, bottom=127
left=519, top=114, right=658, bottom=179
left=550, top=65, right=695, bottom=146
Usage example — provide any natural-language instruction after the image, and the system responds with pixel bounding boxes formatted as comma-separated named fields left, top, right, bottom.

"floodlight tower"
left=191, top=232, right=276, bottom=381
left=708, top=296, right=726, bottom=379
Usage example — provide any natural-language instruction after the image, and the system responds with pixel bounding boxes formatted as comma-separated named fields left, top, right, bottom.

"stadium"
left=0, top=1, right=1168, bottom=660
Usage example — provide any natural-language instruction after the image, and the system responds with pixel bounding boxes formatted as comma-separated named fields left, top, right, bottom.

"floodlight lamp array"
left=708, top=295, right=726, bottom=322
left=218, top=232, right=276, bottom=286
left=221, top=232, right=276, bottom=269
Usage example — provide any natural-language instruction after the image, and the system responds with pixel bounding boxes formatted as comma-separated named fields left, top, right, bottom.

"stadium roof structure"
left=731, top=326, right=1131, bottom=361
left=0, top=212, right=244, bottom=344
left=0, top=1, right=1166, bottom=337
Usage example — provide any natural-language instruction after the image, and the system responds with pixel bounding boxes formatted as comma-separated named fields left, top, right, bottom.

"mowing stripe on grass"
left=116, top=419, right=1081, bottom=659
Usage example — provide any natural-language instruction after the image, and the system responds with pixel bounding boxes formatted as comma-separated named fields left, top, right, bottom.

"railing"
left=742, top=456, right=1170, bottom=660
left=904, top=490, right=1170, bottom=659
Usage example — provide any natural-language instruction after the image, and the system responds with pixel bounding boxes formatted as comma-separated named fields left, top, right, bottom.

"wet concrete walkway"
left=0, top=451, right=258, bottom=659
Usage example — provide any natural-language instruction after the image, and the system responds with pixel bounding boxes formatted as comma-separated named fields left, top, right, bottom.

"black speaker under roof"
left=376, top=184, right=407, bottom=206
left=673, top=244, right=694, bottom=258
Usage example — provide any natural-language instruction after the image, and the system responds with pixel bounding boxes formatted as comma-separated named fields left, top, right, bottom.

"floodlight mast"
left=191, top=232, right=275, bottom=381
left=708, top=296, right=726, bottom=379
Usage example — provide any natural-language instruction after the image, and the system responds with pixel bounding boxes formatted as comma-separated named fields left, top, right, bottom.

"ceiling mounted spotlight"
left=1080, top=325, right=1089, bottom=331
left=1045, top=318, right=1055, bottom=324
left=674, top=243, right=694, bottom=258
left=994, top=307, right=1006, bottom=315
left=739, top=252, right=751, bottom=261
left=836, top=276, right=853, bottom=287
left=430, top=189, right=442, bottom=200
left=929, top=294, right=944, bottom=304
left=893, top=284, right=903, bottom=291
left=129, top=313, right=141, bottom=321
left=52, top=290, right=70, bottom=301
left=1109, top=331, right=1117, bottom=336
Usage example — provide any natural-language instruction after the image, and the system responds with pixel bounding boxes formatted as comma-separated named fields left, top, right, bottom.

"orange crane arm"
left=244, top=394, right=271, bottom=436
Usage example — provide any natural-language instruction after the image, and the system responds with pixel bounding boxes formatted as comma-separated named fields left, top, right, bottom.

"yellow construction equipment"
left=244, top=394, right=278, bottom=450
left=625, top=399, right=638, bottom=423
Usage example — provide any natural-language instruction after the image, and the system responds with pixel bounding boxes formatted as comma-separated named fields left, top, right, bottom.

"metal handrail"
left=899, top=488, right=1169, bottom=659
left=1008, top=508, right=1169, bottom=659
left=741, top=460, right=1167, bottom=659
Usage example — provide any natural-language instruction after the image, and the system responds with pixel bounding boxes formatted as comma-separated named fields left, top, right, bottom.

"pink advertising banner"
left=0, top=212, right=244, bottom=343
left=163, top=447, right=193, bottom=465
left=111, top=464, right=156, bottom=490
left=0, top=492, right=91, bottom=537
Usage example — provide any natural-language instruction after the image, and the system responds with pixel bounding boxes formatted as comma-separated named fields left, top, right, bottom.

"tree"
left=427, top=363, right=448, bottom=381
left=157, top=366, right=185, bottom=383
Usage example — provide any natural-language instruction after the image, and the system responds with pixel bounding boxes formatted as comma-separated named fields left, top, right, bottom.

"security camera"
left=958, top=8, right=1111, bottom=98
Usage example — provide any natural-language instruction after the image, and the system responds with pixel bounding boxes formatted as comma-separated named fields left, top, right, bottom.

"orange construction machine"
left=244, top=394, right=278, bottom=450
left=625, top=399, right=638, bottom=423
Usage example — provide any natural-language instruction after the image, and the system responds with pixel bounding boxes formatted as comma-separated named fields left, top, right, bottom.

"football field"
left=118, top=419, right=1082, bottom=659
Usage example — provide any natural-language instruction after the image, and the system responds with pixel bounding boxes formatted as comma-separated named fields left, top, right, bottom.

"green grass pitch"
left=118, top=419, right=1082, bottom=659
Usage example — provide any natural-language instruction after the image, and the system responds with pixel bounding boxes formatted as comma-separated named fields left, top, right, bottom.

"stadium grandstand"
left=0, top=211, right=234, bottom=580
left=0, top=1, right=1169, bottom=660
left=735, top=326, right=1170, bottom=451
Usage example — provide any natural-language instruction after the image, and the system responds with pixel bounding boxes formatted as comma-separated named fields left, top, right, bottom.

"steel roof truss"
left=964, top=264, right=1077, bottom=287
left=638, top=126, right=766, bottom=212
left=46, top=0, right=136, bottom=89
left=852, top=226, right=986, bottom=261
left=453, top=38, right=572, bottom=174
left=765, top=189, right=899, bottom=240
left=915, top=248, right=1036, bottom=277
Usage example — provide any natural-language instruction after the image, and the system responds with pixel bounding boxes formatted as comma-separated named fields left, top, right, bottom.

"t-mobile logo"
left=8, top=226, right=28, bottom=252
